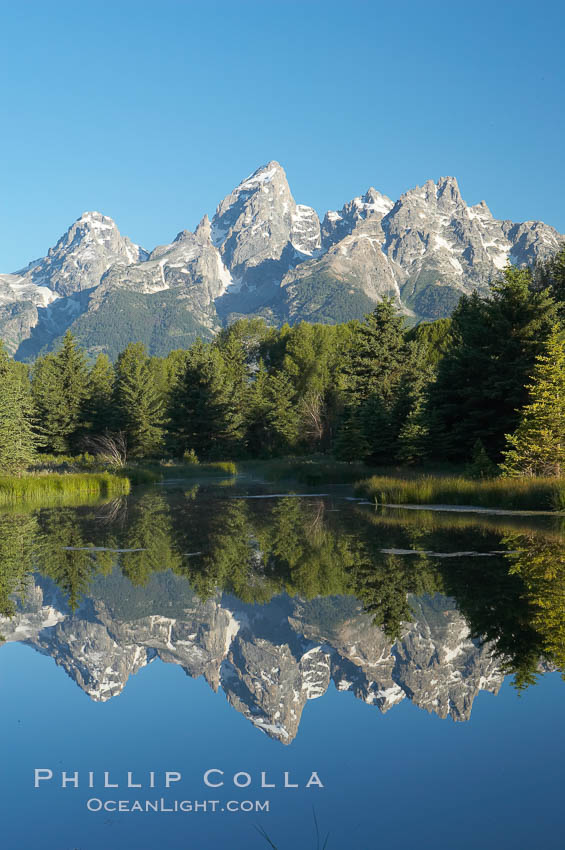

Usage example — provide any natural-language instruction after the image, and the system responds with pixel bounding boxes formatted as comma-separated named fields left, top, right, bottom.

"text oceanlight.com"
left=86, top=798, right=270, bottom=813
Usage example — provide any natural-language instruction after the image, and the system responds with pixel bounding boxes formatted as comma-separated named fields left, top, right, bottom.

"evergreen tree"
left=32, top=330, right=89, bottom=453
left=245, top=361, right=271, bottom=457
left=83, top=353, right=115, bottom=436
left=465, top=439, right=498, bottom=479
left=359, top=393, right=396, bottom=462
left=428, top=267, right=556, bottom=461
left=36, top=509, right=102, bottom=611
left=0, top=343, right=37, bottom=473
left=350, top=553, right=422, bottom=639
left=341, top=299, right=425, bottom=461
left=500, top=326, right=565, bottom=477
left=534, top=245, right=565, bottom=308
left=406, top=317, right=453, bottom=369
left=115, top=342, right=164, bottom=458
left=333, top=411, right=370, bottom=462
left=262, top=369, right=300, bottom=455
left=344, top=299, right=412, bottom=403
left=396, top=400, right=430, bottom=465
left=169, top=340, right=244, bottom=458
left=214, top=330, right=247, bottom=415
left=120, top=492, right=182, bottom=585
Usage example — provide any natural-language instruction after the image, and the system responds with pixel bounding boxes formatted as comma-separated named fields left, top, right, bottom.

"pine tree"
left=0, top=343, right=38, bottom=474
left=263, top=369, right=300, bottom=455
left=359, top=393, right=395, bottom=462
left=500, top=326, right=565, bottom=477
left=535, top=245, right=565, bottom=307
left=340, top=299, right=425, bottom=461
left=245, top=360, right=271, bottom=457
left=465, top=439, right=498, bottom=479
left=115, top=343, right=164, bottom=458
left=344, top=299, right=412, bottom=404
left=333, top=411, right=370, bottom=462
left=169, top=341, right=244, bottom=458
left=83, top=353, right=115, bottom=436
left=406, top=317, right=453, bottom=369
left=396, top=401, right=429, bottom=465
left=32, top=331, right=89, bottom=453
left=428, top=267, right=556, bottom=461
left=215, top=329, right=247, bottom=386
left=37, top=510, right=99, bottom=611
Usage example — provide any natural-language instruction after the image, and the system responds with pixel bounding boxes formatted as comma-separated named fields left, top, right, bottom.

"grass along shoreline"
left=3, top=455, right=563, bottom=512
left=250, top=458, right=565, bottom=512
left=0, top=472, right=131, bottom=506
left=354, top=474, right=565, bottom=512
left=0, top=460, right=238, bottom=506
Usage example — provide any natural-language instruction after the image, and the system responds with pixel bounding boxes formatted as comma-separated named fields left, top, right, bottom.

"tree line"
left=1, top=246, right=564, bottom=474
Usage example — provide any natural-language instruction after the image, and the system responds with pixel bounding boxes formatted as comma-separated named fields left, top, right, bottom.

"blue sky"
left=1, top=0, right=563, bottom=270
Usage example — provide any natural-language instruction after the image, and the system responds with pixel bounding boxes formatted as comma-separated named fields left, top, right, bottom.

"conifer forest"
left=1, top=248, right=564, bottom=482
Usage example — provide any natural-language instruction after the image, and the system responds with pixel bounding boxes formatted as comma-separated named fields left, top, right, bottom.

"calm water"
left=0, top=477, right=564, bottom=849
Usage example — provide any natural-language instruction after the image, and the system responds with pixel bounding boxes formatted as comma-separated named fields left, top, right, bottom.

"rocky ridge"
left=0, top=575, right=506, bottom=742
left=1, top=163, right=561, bottom=358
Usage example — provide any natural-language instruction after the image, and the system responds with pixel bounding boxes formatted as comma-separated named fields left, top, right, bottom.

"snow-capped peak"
left=237, top=160, right=284, bottom=192
left=76, top=210, right=116, bottom=227
left=354, top=188, right=394, bottom=216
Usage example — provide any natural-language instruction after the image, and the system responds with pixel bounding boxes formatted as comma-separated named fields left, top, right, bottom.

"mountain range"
left=2, top=162, right=562, bottom=360
left=0, top=572, right=507, bottom=742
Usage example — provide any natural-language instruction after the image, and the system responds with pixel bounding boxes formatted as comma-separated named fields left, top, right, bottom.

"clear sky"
left=1, top=0, right=563, bottom=270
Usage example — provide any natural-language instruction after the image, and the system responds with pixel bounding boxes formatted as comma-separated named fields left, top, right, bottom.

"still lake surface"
left=0, top=476, right=563, bottom=850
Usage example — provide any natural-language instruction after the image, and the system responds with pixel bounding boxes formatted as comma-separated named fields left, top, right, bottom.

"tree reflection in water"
left=0, top=484, right=563, bottom=689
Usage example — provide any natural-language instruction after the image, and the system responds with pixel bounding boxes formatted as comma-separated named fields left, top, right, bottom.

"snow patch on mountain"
left=239, top=166, right=278, bottom=191
left=0, top=274, right=59, bottom=307
left=290, top=204, right=321, bottom=256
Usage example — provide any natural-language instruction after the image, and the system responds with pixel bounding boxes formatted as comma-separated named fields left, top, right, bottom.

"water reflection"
left=0, top=481, right=563, bottom=740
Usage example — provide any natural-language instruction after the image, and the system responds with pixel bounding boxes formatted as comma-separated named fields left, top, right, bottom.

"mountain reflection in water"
left=0, top=480, right=563, bottom=742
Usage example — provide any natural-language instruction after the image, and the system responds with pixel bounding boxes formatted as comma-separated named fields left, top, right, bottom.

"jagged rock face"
left=222, top=637, right=322, bottom=742
left=209, top=161, right=322, bottom=320
left=0, top=167, right=562, bottom=358
left=0, top=273, right=58, bottom=354
left=0, top=299, right=39, bottom=356
left=37, top=616, right=152, bottom=702
left=105, top=599, right=241, bottom=693
left=503, top=219, right=563, bottom=266
left=279, top=215, right=403, bottom=323
left=382, top=178, right=506, bottom=316
left=21, top=212, right=147, bottom=297
left=91, top=216, right=226, bottom=332
left=321, top=188, right=394, bottom=249
left=211, top=162, right=321, bottom=290
left=381, top=178, right=561, bottom=318
left=388, top=597, right=504, bottom=721
left=0, top=576, right=509, bottom=741
left=291, top=595, right=503, bottom=722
